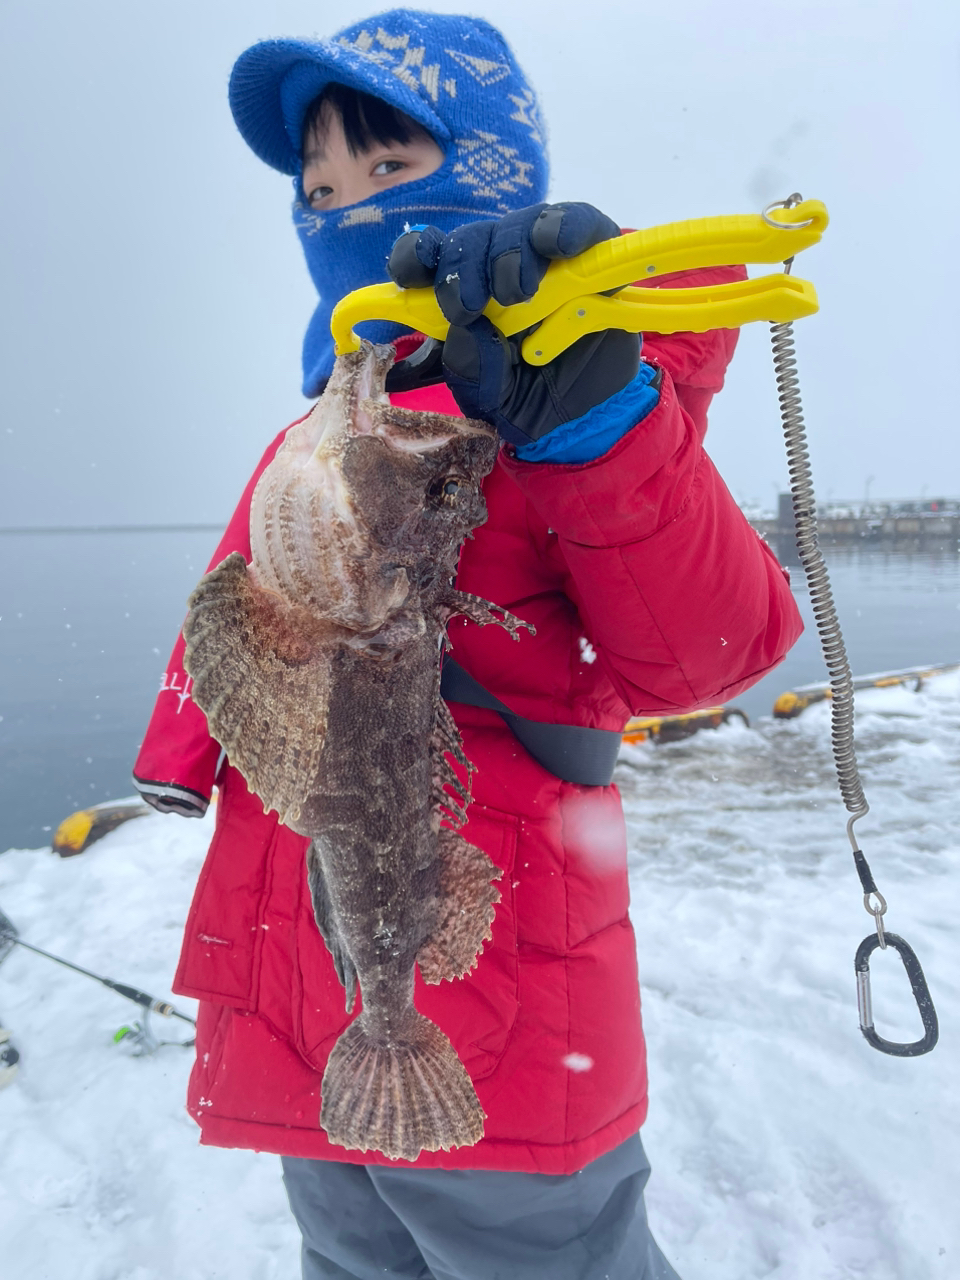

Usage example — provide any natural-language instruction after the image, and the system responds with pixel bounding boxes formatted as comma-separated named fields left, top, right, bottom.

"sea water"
left=0, top=527, right=221, bottom=851
left=1, top=528, right=958, bottom=852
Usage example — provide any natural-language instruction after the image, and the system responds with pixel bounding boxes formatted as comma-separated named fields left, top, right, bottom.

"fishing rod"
left=0, top=905, right=195, bottom=1052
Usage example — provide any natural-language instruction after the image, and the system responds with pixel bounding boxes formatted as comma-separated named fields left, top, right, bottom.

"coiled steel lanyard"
left=765, top=194, right=939, bottom=1056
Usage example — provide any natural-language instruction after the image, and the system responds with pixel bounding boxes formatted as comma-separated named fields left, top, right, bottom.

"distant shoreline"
left=0, top=524, right=225, bottom=536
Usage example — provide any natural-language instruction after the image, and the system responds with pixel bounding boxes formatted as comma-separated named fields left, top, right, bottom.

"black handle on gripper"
left=855, top=932, right=939, bottom=1057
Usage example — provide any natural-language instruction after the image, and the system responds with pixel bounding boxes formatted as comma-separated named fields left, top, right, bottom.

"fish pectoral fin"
left=307, top=842, right=358, bottom=1012
left=437, top=588, right=534, bottom=640
left=182, top=552, right=330, bottom=825
left=417, top=829, right=501, bottom=983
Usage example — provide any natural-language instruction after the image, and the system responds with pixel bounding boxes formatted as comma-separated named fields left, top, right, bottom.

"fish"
left=181, top=341, right=530, bottom=1162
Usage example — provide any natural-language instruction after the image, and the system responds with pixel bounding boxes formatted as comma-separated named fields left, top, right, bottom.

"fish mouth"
left=341, top=341, right=495, bottom=452
left=323, top=340, right=395, bottom=407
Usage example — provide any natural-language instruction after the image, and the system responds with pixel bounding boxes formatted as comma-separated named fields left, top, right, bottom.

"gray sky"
left=2, top=0, right=958, bottom=527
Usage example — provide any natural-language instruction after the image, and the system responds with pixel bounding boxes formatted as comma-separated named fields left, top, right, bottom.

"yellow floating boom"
left=52, top=800, right=152, bottom=857
left=773, top=662, right=960, bottom=719
left=622, top=705, right=748, bottom=745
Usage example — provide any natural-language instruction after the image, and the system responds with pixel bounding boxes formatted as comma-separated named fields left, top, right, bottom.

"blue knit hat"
left=229, top=9, right=549, bottom=394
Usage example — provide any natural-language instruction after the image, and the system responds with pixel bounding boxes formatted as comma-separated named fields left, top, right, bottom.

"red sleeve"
left=132, top=426, right=293, bottom=810
left=639, top=263, right=748, bottom=440
left=499, top=298, right=802, bottom=715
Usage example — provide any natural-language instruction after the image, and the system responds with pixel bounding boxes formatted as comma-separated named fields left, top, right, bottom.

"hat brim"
left=229, top=38, right=452, bottom=176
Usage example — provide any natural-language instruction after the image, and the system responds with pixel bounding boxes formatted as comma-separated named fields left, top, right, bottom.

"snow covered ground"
left=1, top=673, right=957, bottom=1279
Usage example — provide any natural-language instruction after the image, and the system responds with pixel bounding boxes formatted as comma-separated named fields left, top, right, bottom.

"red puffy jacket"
left=134, top=266, right=802, bottom=1174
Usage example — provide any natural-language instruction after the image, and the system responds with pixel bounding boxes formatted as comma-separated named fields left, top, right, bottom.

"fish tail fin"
left=320, top=1009, right=484, bottom=1162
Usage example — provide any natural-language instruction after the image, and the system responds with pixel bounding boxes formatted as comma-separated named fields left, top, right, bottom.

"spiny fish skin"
left=183, top=342, right=531, bottom=1161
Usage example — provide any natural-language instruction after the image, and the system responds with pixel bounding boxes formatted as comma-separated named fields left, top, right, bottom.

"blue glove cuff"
left=514, top=361, right=661, bottom=465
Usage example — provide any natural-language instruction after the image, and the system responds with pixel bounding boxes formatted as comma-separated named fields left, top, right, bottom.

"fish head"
left=339, top=372, right=498, bottom=641
left=250, top=342, right=497, bottom=643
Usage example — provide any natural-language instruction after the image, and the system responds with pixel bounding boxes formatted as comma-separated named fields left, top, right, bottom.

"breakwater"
left=750, top=495, right=960, bottom=546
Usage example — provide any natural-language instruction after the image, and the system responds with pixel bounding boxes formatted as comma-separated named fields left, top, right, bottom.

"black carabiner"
left=855, top=932, right=939, bottom=1057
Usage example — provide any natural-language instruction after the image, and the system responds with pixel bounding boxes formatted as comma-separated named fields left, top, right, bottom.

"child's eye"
left=307, top=186, right=333, bottom=208
left=373, top=160, right=406, bottom=177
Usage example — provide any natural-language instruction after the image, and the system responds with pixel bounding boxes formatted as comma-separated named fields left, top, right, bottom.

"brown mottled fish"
left=182, top=341, right=529, bottom=1162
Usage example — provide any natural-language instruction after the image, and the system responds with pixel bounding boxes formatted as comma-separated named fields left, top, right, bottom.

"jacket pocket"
left=291, top=804, right=520, bottom=1082
left=173, top=769, right=275, bottom=1009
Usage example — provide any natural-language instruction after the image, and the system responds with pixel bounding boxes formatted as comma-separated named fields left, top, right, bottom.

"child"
left=134, top=10, right=802, bottom=1278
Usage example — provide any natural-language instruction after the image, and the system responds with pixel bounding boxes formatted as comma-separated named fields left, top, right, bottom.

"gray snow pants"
left=281, top=1133, right=681, bottom=1280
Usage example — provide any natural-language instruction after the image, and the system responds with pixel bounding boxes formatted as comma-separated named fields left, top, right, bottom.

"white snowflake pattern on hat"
left=338, top=205, right=386, bottom=228
left=508, top=88, right=544, bottom=145
left=337, top=28, right=457, bottom=103
left=452, top=130, right=535, bottom=209
left=444, top=48, right=512, bottom=86
left=293, top=204, right=326, bottom=237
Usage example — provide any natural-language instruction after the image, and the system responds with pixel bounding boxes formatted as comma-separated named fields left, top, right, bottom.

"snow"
left=621, top=673, right=959, bottom=1279
left=1, top=673, right=958, bottom=1279
left=0, top=812, right=299, bottom=1280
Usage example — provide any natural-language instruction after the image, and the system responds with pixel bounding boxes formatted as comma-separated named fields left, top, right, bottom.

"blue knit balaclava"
left=229, top=10, right=549, bottom=395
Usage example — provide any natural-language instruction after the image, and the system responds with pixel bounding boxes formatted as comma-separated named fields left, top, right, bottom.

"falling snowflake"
left=562, top=1053, right=594, bottom=1073
left=579, top=636, right=597, bottom=665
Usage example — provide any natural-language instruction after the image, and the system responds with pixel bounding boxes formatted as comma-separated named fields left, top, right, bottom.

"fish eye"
left=429, top=475, right=466, bottom=507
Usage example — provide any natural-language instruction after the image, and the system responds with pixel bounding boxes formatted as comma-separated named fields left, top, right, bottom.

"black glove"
left=387, top=203, right=642, bottom=448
